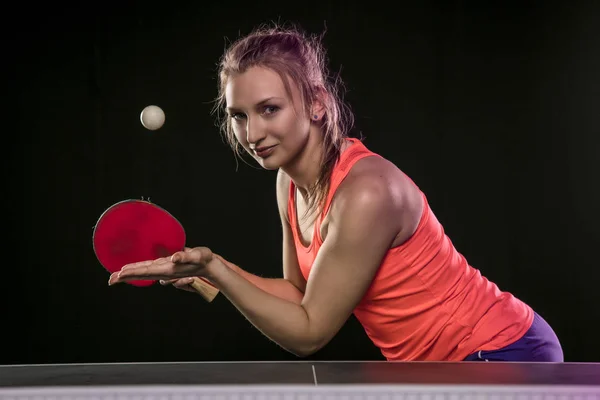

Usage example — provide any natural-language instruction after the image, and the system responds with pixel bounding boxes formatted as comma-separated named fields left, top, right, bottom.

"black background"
left=6, top=1, right=600, bottom=364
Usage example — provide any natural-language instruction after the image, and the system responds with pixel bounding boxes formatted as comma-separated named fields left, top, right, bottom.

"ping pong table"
left=1, top=361, right=599, bottom=399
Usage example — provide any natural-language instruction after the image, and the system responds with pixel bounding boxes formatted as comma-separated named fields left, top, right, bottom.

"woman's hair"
left=213, top=23, right=355, bottom=219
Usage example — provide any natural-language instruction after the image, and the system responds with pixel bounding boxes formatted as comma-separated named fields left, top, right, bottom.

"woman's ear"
left=310, top=87, right=328, bottom=121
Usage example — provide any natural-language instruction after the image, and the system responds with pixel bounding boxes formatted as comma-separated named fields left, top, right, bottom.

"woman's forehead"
left=225, top=67, right=298, bottom=108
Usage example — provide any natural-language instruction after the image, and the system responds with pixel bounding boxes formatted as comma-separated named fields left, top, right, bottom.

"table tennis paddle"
left=92, top=199, right=219, bottom=302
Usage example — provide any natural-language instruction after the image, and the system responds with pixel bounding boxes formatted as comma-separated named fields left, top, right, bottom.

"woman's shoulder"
left=341, top=154, right=418, bottom=197
left=276, top=168, right=292, bottom=197
left=331, top=155, right=423, bottom=228
left=276, top=168, right=293, bottom=221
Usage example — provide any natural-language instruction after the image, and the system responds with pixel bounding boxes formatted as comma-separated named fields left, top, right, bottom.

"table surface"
left=1, top=361, right=599, bottom=387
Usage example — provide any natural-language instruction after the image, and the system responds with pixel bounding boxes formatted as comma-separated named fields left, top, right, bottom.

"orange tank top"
left=287, top=138, right=533, bottom=361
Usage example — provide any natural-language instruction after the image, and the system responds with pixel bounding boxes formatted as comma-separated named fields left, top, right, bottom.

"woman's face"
left=225, top=66, right=313, bottom=170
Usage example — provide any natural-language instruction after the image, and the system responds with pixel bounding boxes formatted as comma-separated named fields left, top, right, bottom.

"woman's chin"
left=257, top=158, right=281, bottom=170
left=253, top=151, right=284, bottom=170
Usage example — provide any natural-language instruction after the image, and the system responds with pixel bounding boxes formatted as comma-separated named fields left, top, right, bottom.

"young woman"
left=109, top=24, right=563, bottom=362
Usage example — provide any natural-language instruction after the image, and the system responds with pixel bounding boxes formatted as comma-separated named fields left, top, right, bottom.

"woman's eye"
left=263, top=106, right=279, bottom=115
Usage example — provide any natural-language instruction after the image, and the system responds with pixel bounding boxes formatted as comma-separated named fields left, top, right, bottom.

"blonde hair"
left=213, top=23, right=355, bottom=218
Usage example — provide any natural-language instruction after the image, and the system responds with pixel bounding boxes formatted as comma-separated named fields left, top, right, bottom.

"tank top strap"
left=287, top=138, right=379, bottom=249
left=320, top=138, right=380, bottom=218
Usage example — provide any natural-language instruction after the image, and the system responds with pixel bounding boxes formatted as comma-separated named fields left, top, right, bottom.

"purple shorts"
left=464, top=312, right=564, bottom=362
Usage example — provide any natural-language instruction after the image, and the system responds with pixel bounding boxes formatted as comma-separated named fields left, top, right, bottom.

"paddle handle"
left=190, top=277, right=220, bottom=302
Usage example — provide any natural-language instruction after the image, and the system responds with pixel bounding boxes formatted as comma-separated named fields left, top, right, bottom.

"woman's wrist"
left=203, top=253, right=228, bottom=283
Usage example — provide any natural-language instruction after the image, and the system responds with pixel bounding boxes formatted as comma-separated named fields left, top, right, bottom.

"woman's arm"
left=201, top=172, right=401, bottom=356
left=211, top=254, right=304, bottom=304
left=113, top=169, right=403, bottom=356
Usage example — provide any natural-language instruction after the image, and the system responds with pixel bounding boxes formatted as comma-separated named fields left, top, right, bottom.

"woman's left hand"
left=108, top=247, right=218, bottom=286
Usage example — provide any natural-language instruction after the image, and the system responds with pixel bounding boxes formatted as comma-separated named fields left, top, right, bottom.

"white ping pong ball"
left=140, top=105, right=165, bottom=131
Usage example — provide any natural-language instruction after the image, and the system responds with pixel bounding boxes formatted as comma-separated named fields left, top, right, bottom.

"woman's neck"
left=281, top=132, right=325, bottom=199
